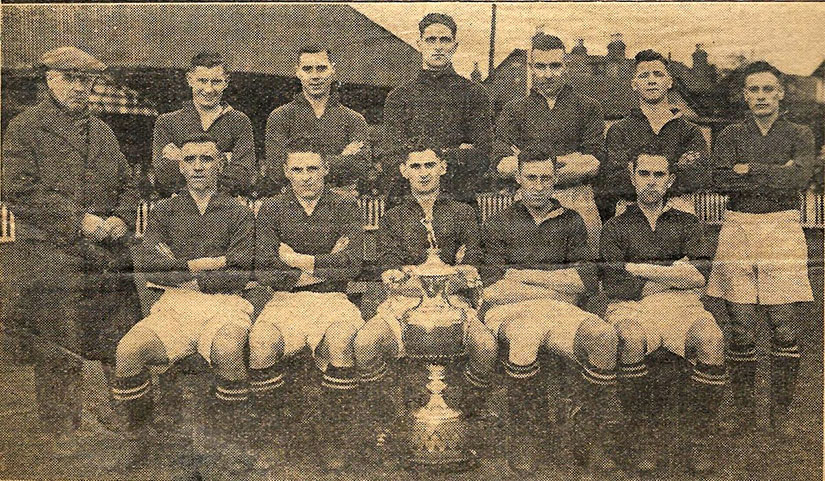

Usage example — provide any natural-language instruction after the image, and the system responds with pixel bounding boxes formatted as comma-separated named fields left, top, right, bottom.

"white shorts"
left=605, top=290, right=713, bottom=358
left=554, top=184, right=601, bottom=258
left=706, top=210, right=813, bottom=305
left=372, top=294, right=477, bottom=358
left=484, top=298, right=596, bottom=363
left=255, top=291, right=364, bottom=357
left=136, top=288, right=253, bottom=366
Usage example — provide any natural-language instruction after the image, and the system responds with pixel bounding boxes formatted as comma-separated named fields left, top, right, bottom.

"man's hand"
left=677, top=151, right=702, bottom=165
left=187, top=256, right=227, bottom=272
left=733, top=163, right=750, bottom=175
left=279, top=243, right=314, bottom=273
left=331, top=236, right=350, bottom=254
left=624, top=262, right=655, bottom=278
left=103, top=216, right=128, bottom=240
left=179, top=279, right=200, bottom=291
left=458, top=143, right=474, bottom=150
left=556, top=152, right=600, bottom=180
left=162, top=143, right=183, bottom=162
left=381, top=269, right=408, bottom=286
left=497, top=155, right=518, bottom=178
left=81, top=213, right=108, bottom=242
left=340, top=141, right=365, bottom=157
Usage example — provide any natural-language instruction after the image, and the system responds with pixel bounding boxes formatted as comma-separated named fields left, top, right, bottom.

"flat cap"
left=38, top=47, right=106, bottom=74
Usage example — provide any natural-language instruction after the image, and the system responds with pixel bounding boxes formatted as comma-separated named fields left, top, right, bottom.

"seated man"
left=111, top=134, right=255, bottom=467
left=600, top=147, right=726, bottom=475
left=481, top=144, right=617, bottom=474
left=354, top=145, right=497, bottom=454
left=249, top=138, right=364, bottom=470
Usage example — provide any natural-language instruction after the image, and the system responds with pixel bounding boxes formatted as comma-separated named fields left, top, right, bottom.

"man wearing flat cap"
left=1, top=46, right=141, bottom=455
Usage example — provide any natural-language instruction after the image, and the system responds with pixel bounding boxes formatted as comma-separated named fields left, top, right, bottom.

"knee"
left=467, top=323, right=497, bottom=358
left=578, top=317, right=619, bottom=353
left=248, top=323, right=284, bottom=360
left=692, top=317, right=724, bottom=349
left=615, top=319, right=646, bottom=357
left=768, top=305, right=798, bottom=346
left=115, top=330, right=152, bottom=369
left=354, top=318, right=391, bottom=355
left=324, top=322, right=358, bottom=355
left=211, top=323, right=249, bottom=366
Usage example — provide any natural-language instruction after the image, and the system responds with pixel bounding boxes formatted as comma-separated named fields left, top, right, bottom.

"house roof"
left=2, top=4, right=420, bottom=88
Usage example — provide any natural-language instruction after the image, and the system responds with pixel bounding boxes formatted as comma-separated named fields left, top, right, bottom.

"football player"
left=249, top=136, right=365, bottom=471
left=481, top=144, right=617, bottom=474
left=111, top=134, right=255, bottom=468
left=600, top=147, right=726, bottom=474
left=707, top=61, right=815, bottom=438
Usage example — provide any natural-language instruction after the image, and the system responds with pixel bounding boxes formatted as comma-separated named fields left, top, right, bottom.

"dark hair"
left=531, top=33, right=565, bottom=52
left=297, top=45, right=333, bottom=63
left=419, top=13, right=457, bottom=37
left=190, top=51, right=228, bottom=71
left=283, top=135, right=325, bottom=165
left=179, top=133, right=219, bottom=149
left=517, top=143, right=558, bottom=171
left=634, top=49, right=669, bottom=69
left=742, top=60, right=783, bottom=85
left=628, top=144, right=674, bottom=172
left=403, top=137, right=442, bottom=163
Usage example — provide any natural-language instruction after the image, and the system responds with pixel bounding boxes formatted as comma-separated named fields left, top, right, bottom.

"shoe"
left=771, top=408, right=795, bottom=439
left=507, top=434, right=540, bottom=474
left=687, top=441, right=715, bottom=475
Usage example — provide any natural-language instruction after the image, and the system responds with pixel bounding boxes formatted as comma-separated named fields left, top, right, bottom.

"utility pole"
left=488, top=3, right=496, bottom=82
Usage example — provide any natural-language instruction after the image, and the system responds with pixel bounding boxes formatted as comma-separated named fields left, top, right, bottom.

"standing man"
left=354, top=144, right=497, bottom=459
left=493, top=33, right=605, bottom=253
left=600, top=148, right=726, bottom=474
left=152, top=51, right=256, bottom=197
left=603, top=49, right=709, bottom=218
left=1, top=47, right=141, bottom=455
left=707, top=61, right=815, bottom=437
left=481, top=144, right=617, bottom=474
left=111, top=134, right=255, bottom=468
left=381, top=13, right=493, bottom=204
left=262, top=46, right=371, bottom=197
left=250, top=138, right=365, bottom=471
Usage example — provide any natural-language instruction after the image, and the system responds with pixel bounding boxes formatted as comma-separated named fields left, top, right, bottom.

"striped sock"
left=726, top=343, right=757, bottom=414
left=770, top=341, right=800, bottom=412
left=214, top=378, right=250, bottom=404
left=581, top=362, right=617, bottom=386
left=688, top=362, right=726, bottom=437
left=322, top=365, right=358, bottom=391
left=112, top=369, right=153, bottom=430
left=502, top=359, right=541, bottom=379
left=463, top=365, right=492, bottom=390
left=249, top=363, right=285, bottom=395
left=359, top=360, right=389, bottom=383
left=617, top=361, right=651, bottom=430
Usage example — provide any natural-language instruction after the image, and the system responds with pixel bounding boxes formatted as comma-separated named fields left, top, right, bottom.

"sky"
left=353, top=2, right=825, bottom=79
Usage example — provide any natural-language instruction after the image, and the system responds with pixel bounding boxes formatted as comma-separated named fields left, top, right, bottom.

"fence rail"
left=1, top=191, right=823, bottom=244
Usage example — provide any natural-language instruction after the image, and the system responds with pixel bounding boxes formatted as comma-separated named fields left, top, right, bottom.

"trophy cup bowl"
left=401, top=248, right=477, bottom=471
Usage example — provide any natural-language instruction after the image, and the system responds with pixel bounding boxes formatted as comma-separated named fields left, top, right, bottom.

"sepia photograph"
left=0, top=2, right=823, bottom=480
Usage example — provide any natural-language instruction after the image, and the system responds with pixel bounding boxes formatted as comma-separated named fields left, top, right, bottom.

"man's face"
left=297, top=51, right=335, bottom=98
left=46, top=70, right=95, bottom=113
left=743, top=71, right=784, bottom=118
left=284, top=151, right=327, bottom=200
left=530, top=48, right=567, bottom=97
left=417, top=24, right=457, bottom=70
left=632, top=60, right=672, bottom=104
left=516, top=159, right=556, bottom=209
left=186, top=65, right=228, bottom=110
left=179, top=141, right=222, bottom=192
left=400, top=149, right=446, bottom=195
left=630, top=154, right=674, bottom=206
